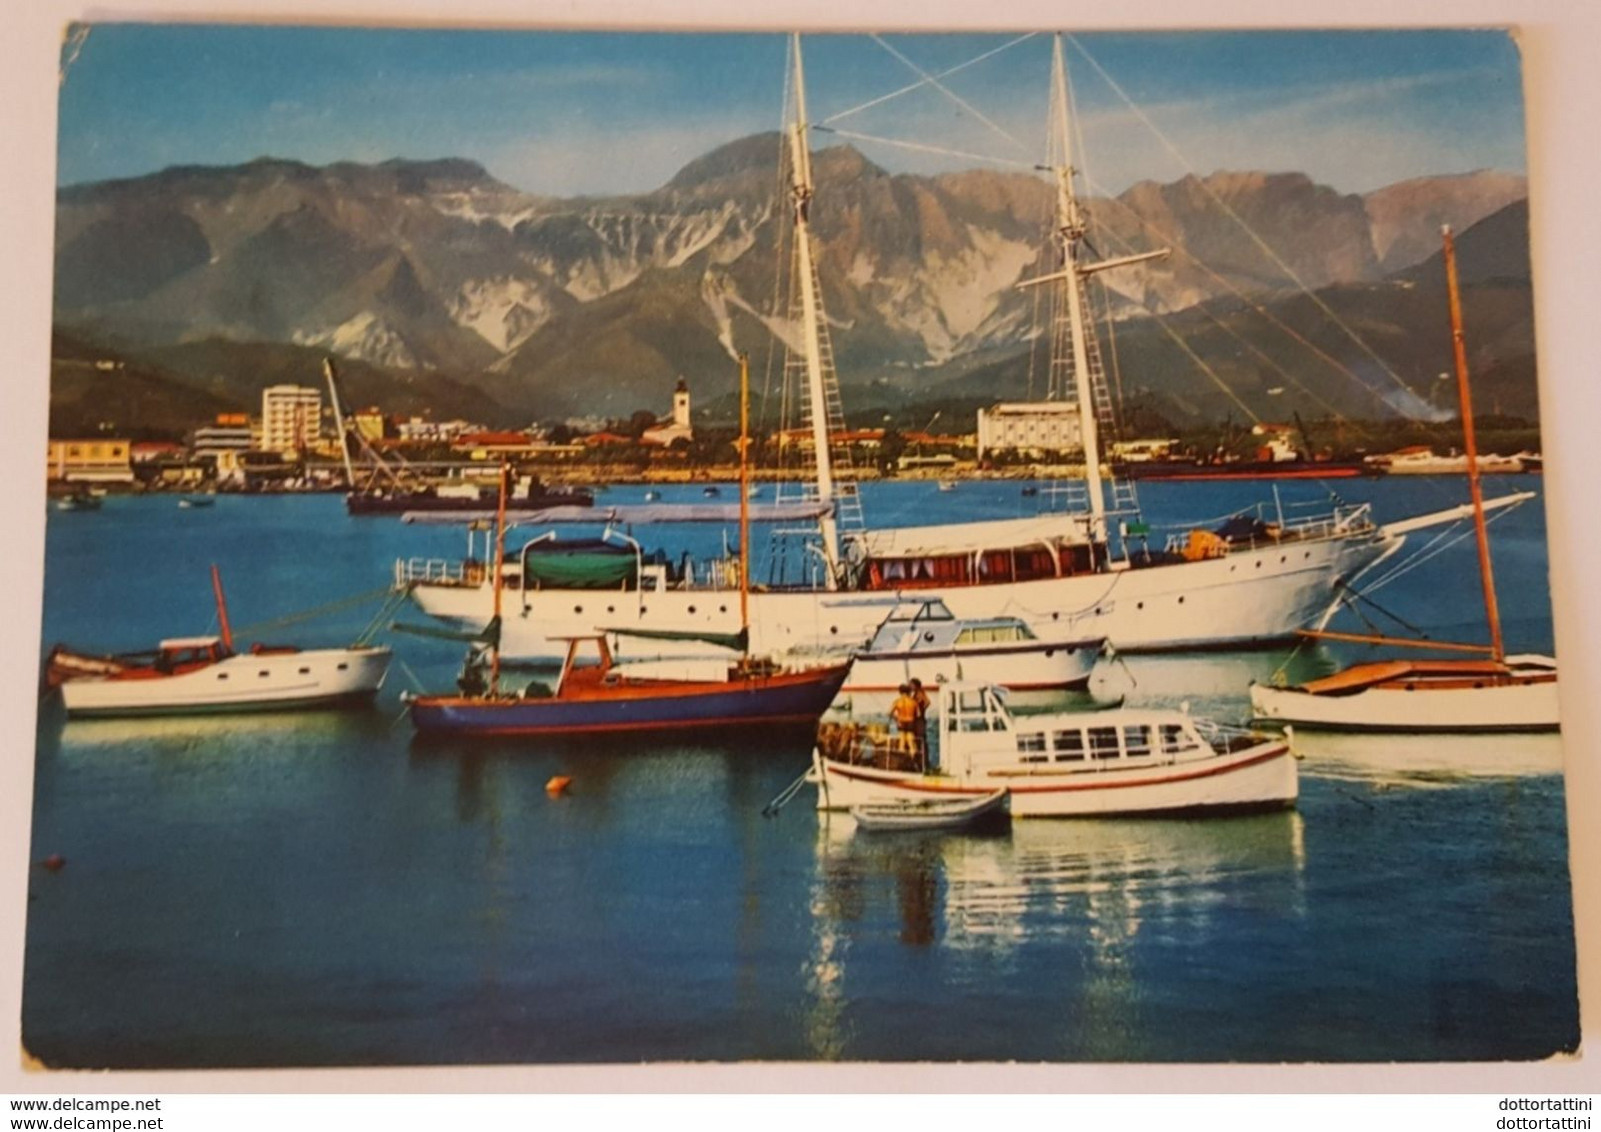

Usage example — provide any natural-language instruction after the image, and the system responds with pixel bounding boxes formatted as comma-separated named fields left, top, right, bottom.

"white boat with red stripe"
left=811, top=683, right=1296, bottom=819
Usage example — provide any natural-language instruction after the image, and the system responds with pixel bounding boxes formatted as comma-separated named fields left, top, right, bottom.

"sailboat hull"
left=1249, top=661, right=1560, bottom=732
left=408, top=664, right=850, bottom=736
left=58, top=647, right=392, bottom=718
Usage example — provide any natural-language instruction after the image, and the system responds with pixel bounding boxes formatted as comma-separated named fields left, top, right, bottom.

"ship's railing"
left=1162, top=501, right=1374, bottom=556
left=394, top=557, right=477, bottom=588
left=818, top=720, right=928, bottom=773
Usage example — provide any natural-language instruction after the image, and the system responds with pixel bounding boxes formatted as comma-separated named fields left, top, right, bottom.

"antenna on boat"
left=488, top=461, right=510, bottom=695
left=787, top=32, right=841, bottom=587
left=210, top=564, right=234, bottom=654
left=323, top=358, right=357, bottom=490
left=1443, top=225, right=1504, bottom=663
left=738, top=352, right=752, bottom=643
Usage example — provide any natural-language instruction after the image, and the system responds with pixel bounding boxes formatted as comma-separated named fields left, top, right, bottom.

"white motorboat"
left=47, top=567, right=391, bottom=718
left=842, top=598, right=1102, bottom=692
left=396, top=35, right=1507, bottom=663
left=812, top=683, right=1296, bottom=819
left=1249, top=228, right=1560, bottom=733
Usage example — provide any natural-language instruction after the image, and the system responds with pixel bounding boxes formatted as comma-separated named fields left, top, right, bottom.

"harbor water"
left=22, top=477, right=1578, bottom=1065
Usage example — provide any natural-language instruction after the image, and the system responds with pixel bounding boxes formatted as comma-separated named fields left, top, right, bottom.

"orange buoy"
left=39, top=854, right=65, bottom=872
left=545, top=775, right=572, bottom=797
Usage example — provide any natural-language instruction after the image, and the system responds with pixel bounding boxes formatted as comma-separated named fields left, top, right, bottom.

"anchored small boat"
left=46, top=566, right=390, bottom=718
left=842, top=597, right=1103, bottom=692
left=408, top=357, right=852, bottom=738
left=1249, top=228, right=1559, bottom=733
left=812, top=683, right=1296, bottom=818
left=177, top=495, right=215, bottom=509
left=52, top=491, right=102, bottom=512
left=849, top=789, right=1008, bottom=832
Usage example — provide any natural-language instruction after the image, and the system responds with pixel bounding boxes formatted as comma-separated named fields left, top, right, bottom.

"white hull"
left=408, top=528, right=1394, bottom=662
left=843, top=638, right=1099, bottom=692
left=814, top=742, right=1297, bottom=818
left=1249, top=669, right=1560, bottom=732
left=59, top=646, right=392, bottom=717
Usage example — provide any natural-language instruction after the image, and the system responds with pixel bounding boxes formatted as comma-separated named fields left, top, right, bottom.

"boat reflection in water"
left=801, top=808, right=1306, bottom=1059
left=1287, top=728, right=1564, bottom=785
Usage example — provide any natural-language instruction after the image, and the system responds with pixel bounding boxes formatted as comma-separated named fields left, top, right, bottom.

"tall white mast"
left=1051, top=34, right=1106, bottom=540
left=1017, top=35, right=1167, bottom=545
left=787, top=33, right=841, bottom=585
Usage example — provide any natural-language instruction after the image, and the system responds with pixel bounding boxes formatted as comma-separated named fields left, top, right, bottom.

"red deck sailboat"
left=406, top=356, right=851, bottom=737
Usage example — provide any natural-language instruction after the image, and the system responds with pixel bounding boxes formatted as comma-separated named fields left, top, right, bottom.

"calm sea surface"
left=22, top=477, right=1578, bottom=1065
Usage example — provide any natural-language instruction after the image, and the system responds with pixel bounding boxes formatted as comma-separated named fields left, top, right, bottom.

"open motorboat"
left=841, top=597, right=1103, bottom=692
left=812, top=682, right=1296, bottom=819
left=1249, top=228, right=1559, bottom=733
left=406, top=358, right=852, bottom=738
left=849, top=788, right=1009, bottom=832
left=46, top=567, right=391, bottom=718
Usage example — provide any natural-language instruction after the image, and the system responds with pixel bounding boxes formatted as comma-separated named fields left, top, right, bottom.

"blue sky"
left=56, top=25, right=1527, bottom=197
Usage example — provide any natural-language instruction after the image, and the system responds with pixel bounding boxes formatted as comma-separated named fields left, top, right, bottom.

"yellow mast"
left=1443, top=225, right=1505, bottom=663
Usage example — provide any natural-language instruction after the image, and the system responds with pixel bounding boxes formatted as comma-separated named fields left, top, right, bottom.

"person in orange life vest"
left=890, top=683, right=922, bottom=761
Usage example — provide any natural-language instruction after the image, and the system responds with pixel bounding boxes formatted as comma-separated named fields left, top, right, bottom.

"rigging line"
left=867, top=34, right=1033, bottom=154
left=1141, top=311, right=1261, bottom=424
left=1364, top=505, right=1519, bottom=593
left=1065, top=35, right=1418, bottom=399
left=812, top=127, right=1037, bottom=171
left=823, top=33, right=1038, bottom=126
left=1334, top=579, right=1433, bottom=638
left=1081, top=174, right=1394, bottom=421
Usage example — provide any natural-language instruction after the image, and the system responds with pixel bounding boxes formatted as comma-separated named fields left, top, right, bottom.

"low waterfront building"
left=46, top=438, right=135, bottom=484
left=976, top=402, right=1082, bottom=459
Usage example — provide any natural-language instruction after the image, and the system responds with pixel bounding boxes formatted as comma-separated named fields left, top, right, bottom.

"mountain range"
left=51, top=137, right=1534, bottom=433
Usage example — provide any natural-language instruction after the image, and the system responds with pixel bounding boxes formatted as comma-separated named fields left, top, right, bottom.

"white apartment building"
left=261, top=385, right=323, bottom=456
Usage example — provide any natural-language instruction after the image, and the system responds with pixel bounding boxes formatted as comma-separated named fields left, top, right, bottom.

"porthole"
left=1136, top=601, right=1144, bottom=610
left=1045, top=648, right=1056, bottom=658
left=830, top=626, right=839, bottom=635
left=1280, top=555, right=1287, bottom=564
left=1255, top=561, right=1262, bottom=569
left=606, top=605, right=615, bottom=614
left=299, top=667, right=311, bottom=675
left=259, top=670, right=270, bottom=678
left=1052, top=612, right=1060, bottom=620
left=1304, top=552, right=1311, bottom=560
left=217, top=673, right=229, bottom=680
left=337, top=663, right=348, bottom=671
left=1178, top=596, right=1185, bottom=604
left=924, top=631, right=935, bottom=642
left=688, top=606, right=697, bottom=614
left=719, top=605, right=727, bottom=614
left=574, top=605, right=583, bottom=614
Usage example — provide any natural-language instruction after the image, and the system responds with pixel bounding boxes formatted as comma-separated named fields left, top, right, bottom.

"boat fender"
left=546, top=776, right=572, bottom=797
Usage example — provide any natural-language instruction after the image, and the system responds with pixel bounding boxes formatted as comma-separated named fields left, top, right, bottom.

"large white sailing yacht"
left=398, top=34, right=1506, bottom=664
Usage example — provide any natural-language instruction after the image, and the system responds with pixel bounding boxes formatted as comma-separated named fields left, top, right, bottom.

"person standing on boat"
left=909, top=678, right=932, bottom=767
left=891, top=684, right=923, bottom=766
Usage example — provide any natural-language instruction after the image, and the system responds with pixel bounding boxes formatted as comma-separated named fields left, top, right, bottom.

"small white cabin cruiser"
left=812, top=683, right=1296, bottom=818
left=844, top=599, right=1103, bottom=692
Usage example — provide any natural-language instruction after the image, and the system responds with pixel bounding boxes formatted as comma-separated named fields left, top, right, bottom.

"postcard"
left=10, top=13, right=1586, bottom=1078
